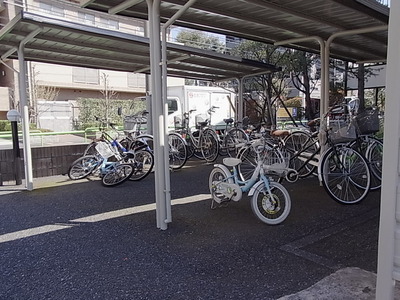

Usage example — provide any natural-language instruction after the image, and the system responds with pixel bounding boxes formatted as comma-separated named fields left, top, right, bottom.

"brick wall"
left=0, top=144, right=88, bottom=183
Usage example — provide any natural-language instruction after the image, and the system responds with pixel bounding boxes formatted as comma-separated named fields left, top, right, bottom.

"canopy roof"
left=81, top=0, right=389, bottom=63
left=0, top=11, right=279, bottom=81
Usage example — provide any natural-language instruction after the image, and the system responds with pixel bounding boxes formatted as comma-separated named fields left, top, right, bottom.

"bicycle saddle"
left=223, top=157, right=242, bottom=167
left=270, top=129, right=290, bottom=137
left=223, top=118, right=234, bottom=124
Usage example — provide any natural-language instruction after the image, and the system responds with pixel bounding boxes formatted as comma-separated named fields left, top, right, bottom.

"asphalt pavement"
left=0, top=158, right=398, bottom=299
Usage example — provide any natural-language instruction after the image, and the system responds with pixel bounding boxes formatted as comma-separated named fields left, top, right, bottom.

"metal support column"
left=376, top=0, right=400, bottom=298
left=16, top=28, right=41, bottom=191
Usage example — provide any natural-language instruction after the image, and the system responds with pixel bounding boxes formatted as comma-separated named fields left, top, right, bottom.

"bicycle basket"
left=95, top=141, right=115, bottom=158
left=355, top=107, right=379, bottom=134
left=329, top=120, right=357, bottom=144
left=124, top=116, right=147, bottom=131
left=262, top=148, right=290, bottom=172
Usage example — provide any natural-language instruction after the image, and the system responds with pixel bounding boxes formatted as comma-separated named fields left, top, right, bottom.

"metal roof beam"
left=108, top=0, right=145, bottom=15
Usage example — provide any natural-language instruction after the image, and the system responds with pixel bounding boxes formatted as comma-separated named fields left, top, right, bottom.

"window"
left=78, top=12, right=95, bottom=26
left=39, top=3, right=64, bottom=17
left=72, top=67, right=99, bottom=84
left=167, top=99, right=178, bottom=115
left=127, top=73, right=146, bottom=88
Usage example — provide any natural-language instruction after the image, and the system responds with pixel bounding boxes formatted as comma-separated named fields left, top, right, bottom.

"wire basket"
left=355, top=107, right=379, bottom=134
left=95, top=141, right=116, bottom=159
left=262, top=148, right=290, bottom=176
left=124, top=116, right=147, bottom=131
left=328, top=120, right=357, bottom=144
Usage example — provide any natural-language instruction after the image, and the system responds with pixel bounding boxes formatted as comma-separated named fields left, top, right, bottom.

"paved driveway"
left=0, top=158, right=381, bottom=299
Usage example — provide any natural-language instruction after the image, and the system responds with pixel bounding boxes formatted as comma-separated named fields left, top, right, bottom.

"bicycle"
left=176, top=109, right=219, bottom=163
left=217, top=116, right=250, bottom=157
left=209, top=139, right=291, bottom=225
left=121, top=111, right=188, bottom=170
left=69, top=118, right=154, bottom=185
left=236, top=129, right=295, bottom=183
left=282, top=109, right=372, bottom=204
left=68, top=143, right=134, bottom=187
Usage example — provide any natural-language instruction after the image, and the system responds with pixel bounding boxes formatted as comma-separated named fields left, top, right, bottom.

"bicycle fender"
left=212, top=164, right=234, bottom=183
left=317, top=147, right=333, bottom=183
left=248, top=180, right=264, bottom=196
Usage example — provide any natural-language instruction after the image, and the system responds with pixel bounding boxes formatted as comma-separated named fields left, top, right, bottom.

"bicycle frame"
left=213, top=157, right=274, bottom=201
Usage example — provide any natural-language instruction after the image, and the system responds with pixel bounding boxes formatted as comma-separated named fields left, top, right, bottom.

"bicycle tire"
left=128, top=149, right=154, bottom=181
left=349, top=135, right=382, bottom=191
left=68, top=155, right=100, bottom=180
left=209, top=166, right=232, bottom=203
left=101, top=163, right=134, bottom=187
left=251, top=181, right=291, bottom=225
left=237, top=142, right=283, bottom=183
left=283, top=131, right=318, bottom=178
left=168, top=132, right=188, bottom=169
left=83, top=142, right=98, bottom=156
left=366, top=138, right=383, bottom=182
left=225, top=128, right=249, bottom=157
left=319, top=145, right=371, bottom=204
left=200, top=128, right=219, bottom=162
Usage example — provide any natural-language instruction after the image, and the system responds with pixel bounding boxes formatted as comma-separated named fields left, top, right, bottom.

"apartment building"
left=0, top=0, right=183, bottom=130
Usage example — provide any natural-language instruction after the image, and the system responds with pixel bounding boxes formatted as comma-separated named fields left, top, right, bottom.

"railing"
left=0, top=126, right=126, bottom=147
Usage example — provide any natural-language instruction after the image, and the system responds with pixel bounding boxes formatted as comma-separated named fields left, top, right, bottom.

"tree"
left=230, top=40, right=292, bottom=126
left=288, top=51, right=320, bottom=120
left=175, top=29, right=226, bottom=86
left=99, top=72, right=118, bottom=124
left=175, top=29, right=225, bottom=53
left=30, top=64, right=60, bottom=127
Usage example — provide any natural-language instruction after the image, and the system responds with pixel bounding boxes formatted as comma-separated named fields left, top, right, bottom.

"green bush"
left=75, top=98, right=146, bottom=130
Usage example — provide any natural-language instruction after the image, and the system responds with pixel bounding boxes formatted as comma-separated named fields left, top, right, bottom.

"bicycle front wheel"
left=102, top=163, right=134, bottom=187
left=251, top=181, right=291, bottom=225
left=320, top=146, right=371, bottom=204
left=168, top=133, right=188, bottom=169
left=200, top=129, right=219, bottom=162
left=68, top=155, right=100, bottom=180
left=129, top=149, right=154, bottom=181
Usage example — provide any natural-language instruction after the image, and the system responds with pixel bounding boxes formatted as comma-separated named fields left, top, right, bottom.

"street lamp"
left=7, top=109, right=22, bottom=185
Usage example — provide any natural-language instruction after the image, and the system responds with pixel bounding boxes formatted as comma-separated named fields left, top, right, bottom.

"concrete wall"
left=0, top=144, right=87, bottom=183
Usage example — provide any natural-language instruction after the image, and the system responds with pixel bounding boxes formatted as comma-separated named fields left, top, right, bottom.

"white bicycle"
left=209, top=141, right=292, bottom=225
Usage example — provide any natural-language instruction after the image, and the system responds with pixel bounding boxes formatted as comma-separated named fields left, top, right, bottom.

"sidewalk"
left=279, top=267, right=400, bottom=300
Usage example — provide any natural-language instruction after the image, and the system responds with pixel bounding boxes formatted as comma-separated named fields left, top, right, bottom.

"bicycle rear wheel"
left=237, top=142, right=283, bottom=183
left=68, top=155, right=100, bottom=180
left=168, top=133, right=188, bottom=169
left=129, top=149, right=154, bottom=181
left=319, top=145, right=371, bottom=204
left=102, top=163, right=134, bottom=186
left=284, top=131, right=318, bottom=178
left=224, top=128, right=249, bottom=157
left=200, top=129, right=219, bottom=162
left=350, top=136, right=382, bottom=191
left=366, top=139, right=383, bottom=184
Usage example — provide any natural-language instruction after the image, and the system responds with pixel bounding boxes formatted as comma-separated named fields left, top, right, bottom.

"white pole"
left=147, top=0, right=168, bottom=230
left=17, top=49, right=33, bottom=191
left=376, top=1, right=400, bottom=298
left=16, top=28, right=42, bottom=190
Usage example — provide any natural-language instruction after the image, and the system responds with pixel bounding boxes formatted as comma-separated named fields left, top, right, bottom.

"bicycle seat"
left=307, top=118, right=320, bottom=127
left=198, top=121, right=208, bottom=127
left=270, top=129, right=290, bottom=137
left=223, top=157, right=241, bottom=167
left=223, top=118, right=234, bottom=124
